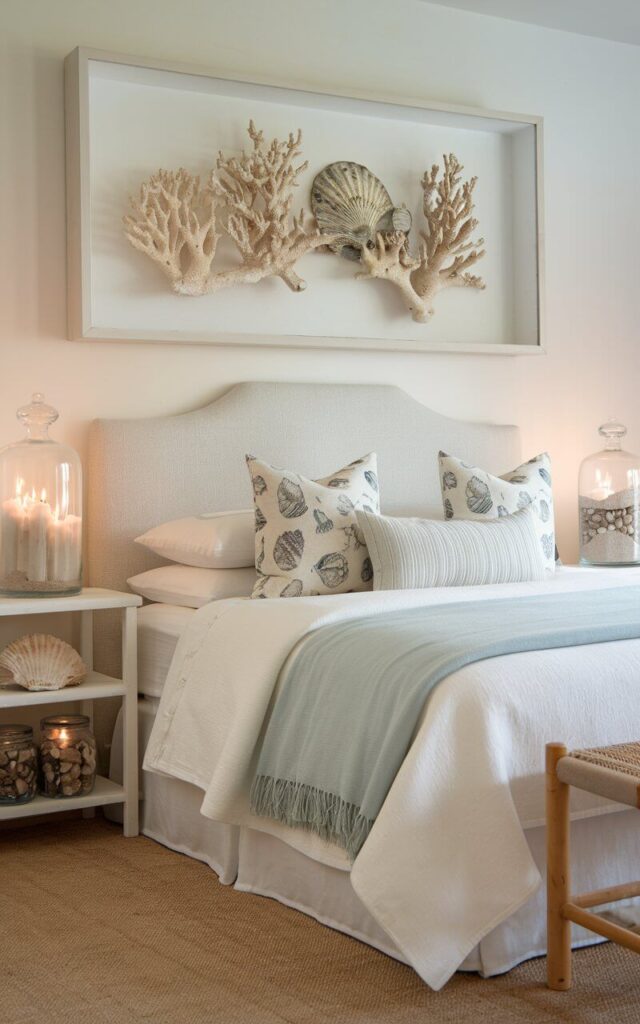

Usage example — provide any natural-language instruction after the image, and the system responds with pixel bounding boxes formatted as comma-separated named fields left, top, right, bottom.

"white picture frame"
left=65, top=47, right=545, bottom=355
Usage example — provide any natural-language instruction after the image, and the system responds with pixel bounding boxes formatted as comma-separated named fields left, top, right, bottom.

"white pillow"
left=356, top=507, right=546, bottom=590
left=438, top=451, right=556, bottom=573
left=247, top=453, right=380, bottom=598
left=127, top=565, right=256, bottom=608
left=135, top=510, right=254, bottom=569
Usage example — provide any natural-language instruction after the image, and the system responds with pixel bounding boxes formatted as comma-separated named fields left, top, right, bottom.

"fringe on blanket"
left=250, top=775, right=374, bottom=861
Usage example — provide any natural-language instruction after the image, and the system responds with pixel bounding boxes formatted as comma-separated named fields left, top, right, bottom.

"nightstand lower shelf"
left=0, top=775, right=124, bottom=820
left=0, top=589, right=141, bottom=836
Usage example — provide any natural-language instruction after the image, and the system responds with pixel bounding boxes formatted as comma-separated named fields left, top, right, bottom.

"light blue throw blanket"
left=250, top=587, right=640, bottom=860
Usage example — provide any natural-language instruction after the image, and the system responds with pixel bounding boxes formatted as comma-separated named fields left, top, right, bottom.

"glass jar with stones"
left=0, top=724, right=38, bottom=804
left=579, top=421, right=640, bottom=566
left=40, top=714, right=96, bottom=798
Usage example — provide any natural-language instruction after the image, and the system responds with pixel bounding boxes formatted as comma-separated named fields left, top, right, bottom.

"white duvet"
left=144, top=566, right=640, bottom=989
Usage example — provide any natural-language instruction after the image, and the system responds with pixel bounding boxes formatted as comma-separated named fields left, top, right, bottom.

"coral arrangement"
left=124, top=121, right=485, bottom=322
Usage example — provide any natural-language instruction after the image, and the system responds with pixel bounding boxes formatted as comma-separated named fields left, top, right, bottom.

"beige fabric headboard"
left=88, top=381, right=519, bottom=680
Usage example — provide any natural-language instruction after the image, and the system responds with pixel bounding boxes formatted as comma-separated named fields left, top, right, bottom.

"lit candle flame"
left=40, top=488, right=47, bottom=503
left=58, top=728, right=69, bottom=743
left=15, top=478, right=24, bottom=498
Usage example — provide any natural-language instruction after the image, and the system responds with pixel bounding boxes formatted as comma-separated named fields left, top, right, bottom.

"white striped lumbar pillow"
left=355, top=507, right=546, bottom=591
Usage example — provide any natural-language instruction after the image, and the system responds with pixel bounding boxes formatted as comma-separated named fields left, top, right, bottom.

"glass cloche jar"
left=0, top=394, right=82, bottom=596
left=579, top=421, right=640, bottom=566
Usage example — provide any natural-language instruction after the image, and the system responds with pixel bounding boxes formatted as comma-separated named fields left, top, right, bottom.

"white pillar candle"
left=0, top=485, right=29, bottom=579
left=46, top=513, right=65, bottom=582
left=46, top=512, right=82, bottom=582
left=66, top=514, right=82, bottom=581
left=26, top=493, right=51, bottom=582
left=0, top=501, right=20, bottom=578
left=16, top=508, right=28, bottom=574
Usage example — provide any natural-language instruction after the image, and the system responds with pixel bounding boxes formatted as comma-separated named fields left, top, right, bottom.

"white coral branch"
left=123, top=168, right=219, bottom=289
left=355, top=153, right=486, bottom=322
left=356, top=232, right=428, bottom=323
left=207, top=121, right=325, bottom=293
left=410, top=153, right=485, bottom=307
left=124, top=121, right=333, bottom=297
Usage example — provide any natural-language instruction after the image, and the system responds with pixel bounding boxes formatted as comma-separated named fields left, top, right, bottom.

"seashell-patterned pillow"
left=438, top=451, right=557, bottom=573
left=246, top=453, right=380, bottom=598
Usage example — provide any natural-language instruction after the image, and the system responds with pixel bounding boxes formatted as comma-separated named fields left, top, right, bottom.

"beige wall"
left=2, top=0, right=640, bottom=563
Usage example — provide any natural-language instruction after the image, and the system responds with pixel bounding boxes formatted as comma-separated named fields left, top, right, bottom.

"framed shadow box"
left=65, top=47, right=544, bottom=355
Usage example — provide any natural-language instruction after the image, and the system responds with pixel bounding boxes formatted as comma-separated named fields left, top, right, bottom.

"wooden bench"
left=546, top=741, right=640, bottom=990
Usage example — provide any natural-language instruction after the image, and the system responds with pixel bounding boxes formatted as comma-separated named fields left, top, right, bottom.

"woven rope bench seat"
left=546, top=740, right=640, bottom=991
left=556, top=741, right=640, bottom=810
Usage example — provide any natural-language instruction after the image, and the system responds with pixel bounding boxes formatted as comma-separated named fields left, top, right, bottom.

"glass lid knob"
left=598, top=419, right=627, bottom=449
left=16, top=393, right=59, bottom=437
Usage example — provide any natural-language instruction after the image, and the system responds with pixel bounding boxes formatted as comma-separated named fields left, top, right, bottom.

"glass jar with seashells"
left=0, top=724, right=38, bottom=804
left=579, top=421, right=640, bottom=566
left=40, top=715, right=96, bottom=798
left=0, top=394, right=83, bottom=596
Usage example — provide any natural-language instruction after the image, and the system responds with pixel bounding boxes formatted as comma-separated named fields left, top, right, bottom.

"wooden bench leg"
left=546, top=742, right=572, bottom=990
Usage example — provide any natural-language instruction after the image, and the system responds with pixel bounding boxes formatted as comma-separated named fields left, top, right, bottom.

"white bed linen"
left=144, top=567, right=640, bottom=989
left=137, top=604, right=195, bottom=698
left=112, top=700, right=640, bottom=980
left=110, top=699, right=240, bottom=882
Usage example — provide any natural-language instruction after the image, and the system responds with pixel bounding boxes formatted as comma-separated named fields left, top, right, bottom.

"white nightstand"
left=0, top=588, right=142, bottom=836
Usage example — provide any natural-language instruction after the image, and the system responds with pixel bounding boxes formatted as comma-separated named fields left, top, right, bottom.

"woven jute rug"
left=2, top=817, right=639, bottom=1024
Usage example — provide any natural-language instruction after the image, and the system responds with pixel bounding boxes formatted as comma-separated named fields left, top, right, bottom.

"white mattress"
left=138, top=603, right=194, bottom=698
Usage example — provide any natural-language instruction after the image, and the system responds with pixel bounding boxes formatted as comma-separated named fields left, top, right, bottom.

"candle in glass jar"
left=0, top=478, right=81, bottom=589
left=40, top=716, right=96, bottom=798
left=0, top=395, right=83, bottom=595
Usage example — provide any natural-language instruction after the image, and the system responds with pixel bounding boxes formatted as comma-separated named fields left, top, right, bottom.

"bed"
left=91, top=382, right=640, bottom=990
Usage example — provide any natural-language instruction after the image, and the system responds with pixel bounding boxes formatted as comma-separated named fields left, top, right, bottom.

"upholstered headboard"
left=88, top=382, right=519, bottom=680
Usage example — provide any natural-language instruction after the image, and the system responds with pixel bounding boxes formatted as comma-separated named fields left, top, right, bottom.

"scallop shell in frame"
left=311, top=162, right=411, bottom=262
left=0, top=634, right=87, bottom=692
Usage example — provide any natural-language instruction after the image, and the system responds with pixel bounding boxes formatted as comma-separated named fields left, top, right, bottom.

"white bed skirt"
left=109, top=699, right=640, bottom=979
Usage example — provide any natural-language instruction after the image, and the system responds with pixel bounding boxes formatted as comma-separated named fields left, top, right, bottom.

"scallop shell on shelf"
left=311, top=162, right=411, bottom=261
left=0, top=634, right=87, bottom=692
